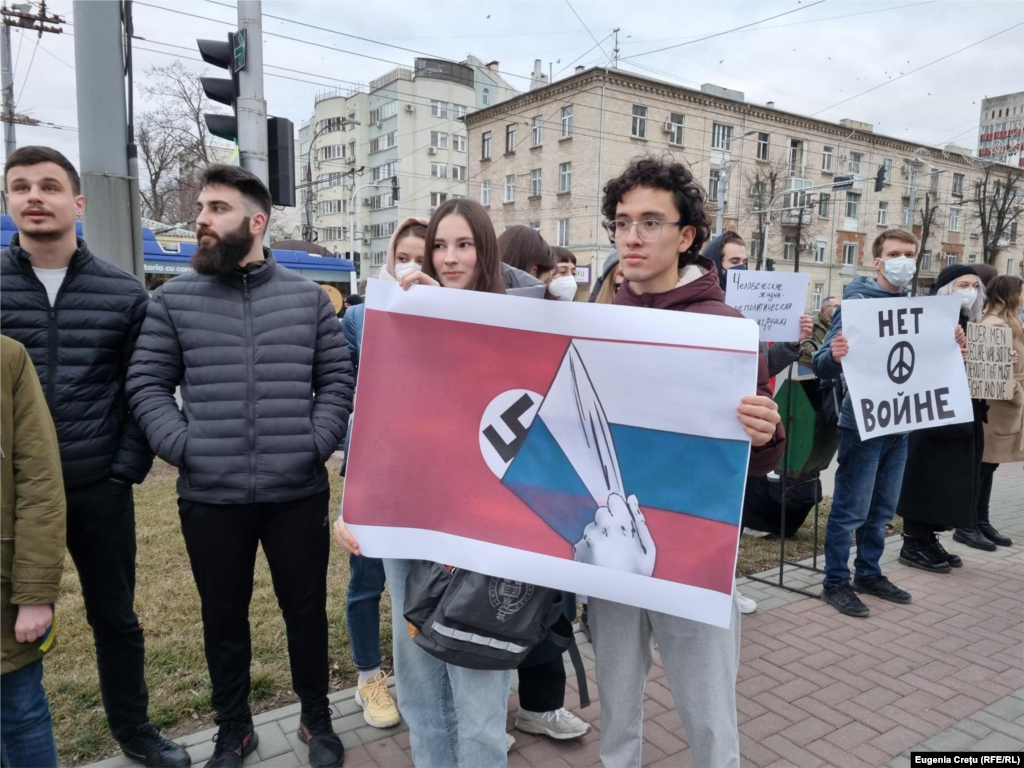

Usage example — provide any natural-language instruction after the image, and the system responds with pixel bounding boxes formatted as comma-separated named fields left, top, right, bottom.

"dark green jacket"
left=798, top=308, right=833, bottom=369
left=1, top=335, right=66, bottom=674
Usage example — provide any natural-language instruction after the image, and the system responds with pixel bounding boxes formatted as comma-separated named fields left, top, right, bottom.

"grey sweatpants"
left=589, top=597, right=741, bottom=768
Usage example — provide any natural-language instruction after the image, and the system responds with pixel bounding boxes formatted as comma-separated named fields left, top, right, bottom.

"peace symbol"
left=887, top=341, right=915, bottom=385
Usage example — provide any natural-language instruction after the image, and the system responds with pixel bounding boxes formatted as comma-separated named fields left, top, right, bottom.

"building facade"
left=465, top=68, right=1024, bottom=308
left=978, top=91, right=1024, bottom=167
left=304, top=55, right=516, bottom=279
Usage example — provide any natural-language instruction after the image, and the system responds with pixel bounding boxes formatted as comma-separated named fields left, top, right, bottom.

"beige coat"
left=981, top=314, right=1024, bottom=464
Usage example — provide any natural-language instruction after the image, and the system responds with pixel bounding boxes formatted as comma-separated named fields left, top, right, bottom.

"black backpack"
left=403, top=561, right=590, bottom=705
left=819, top=375, right=847, bottom=428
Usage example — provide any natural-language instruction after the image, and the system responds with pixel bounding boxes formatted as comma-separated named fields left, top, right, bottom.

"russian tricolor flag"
left=344, top=280, right=760, bottom=627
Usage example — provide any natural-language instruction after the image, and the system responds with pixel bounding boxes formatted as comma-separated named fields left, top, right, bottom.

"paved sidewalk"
left=87, top=464, right=1024, bottom=768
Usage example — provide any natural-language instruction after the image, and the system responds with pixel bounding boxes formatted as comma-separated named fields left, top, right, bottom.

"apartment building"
left=978, top=91, right=1024, bottom=167
left=465, top=67, right=1024, bottom=308
left=303, top=55, right=516, bottom=278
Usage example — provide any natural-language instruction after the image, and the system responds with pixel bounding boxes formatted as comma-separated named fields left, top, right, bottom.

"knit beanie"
left=932, top=263, right=979, bottom=293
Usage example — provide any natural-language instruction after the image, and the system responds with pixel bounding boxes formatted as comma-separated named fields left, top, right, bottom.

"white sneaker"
left=514, top=708, right=590, bottom=740
left=506, top=732, right=515, bottom=752
left=742, top=527, right=771, bottom=538
left=736, top=593, right=758, bottom=614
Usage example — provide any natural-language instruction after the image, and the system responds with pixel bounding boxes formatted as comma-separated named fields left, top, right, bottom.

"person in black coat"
left=897, top=264, right=989, bottom=573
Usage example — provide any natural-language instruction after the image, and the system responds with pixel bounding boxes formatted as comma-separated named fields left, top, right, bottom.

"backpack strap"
left=543, top=614, right=591, bottom=707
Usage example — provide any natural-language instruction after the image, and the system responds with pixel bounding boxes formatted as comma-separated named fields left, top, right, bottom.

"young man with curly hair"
left=589, top=157, right=785, bottom=768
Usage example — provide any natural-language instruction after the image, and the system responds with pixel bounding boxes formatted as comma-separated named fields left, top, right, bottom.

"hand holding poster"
left=342, top=280, right=761, bottom=628
left=966, top=322, right=1014, bottom=401
left=840, top=295, right=972, bottom=439
left=725, top=270, right=810, bottom=342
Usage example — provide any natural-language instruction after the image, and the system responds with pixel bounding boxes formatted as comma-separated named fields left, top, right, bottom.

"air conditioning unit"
left=405, top=104, right=415, bottom=112
left=372, top=120, right=381, bottom=128
left=362, top=238, right=371, bottom=245
left=344, top=157, right=355, bottom=165
left=662, top=122, right=675, bottom=133
left=427, top=146, right=437, bottom=155
left=362, top=197, right=371, bottom=205
left=428, top=207, right=436, bottom=214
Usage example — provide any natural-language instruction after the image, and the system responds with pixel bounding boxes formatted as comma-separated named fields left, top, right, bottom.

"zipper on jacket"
left=243, top=274, right=257, bottom=503
left=19, top=254, right=74, bottom=406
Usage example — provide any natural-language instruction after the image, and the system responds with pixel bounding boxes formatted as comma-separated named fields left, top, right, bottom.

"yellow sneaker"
left=355, top=671, right=401, bottom=729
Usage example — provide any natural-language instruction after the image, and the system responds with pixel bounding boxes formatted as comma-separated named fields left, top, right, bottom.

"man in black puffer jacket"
left=127, top=165, right=352, bottom=768
left=2, top=146, right=189, bottom=768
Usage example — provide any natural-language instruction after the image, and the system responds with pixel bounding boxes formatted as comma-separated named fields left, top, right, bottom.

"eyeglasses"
left=603, top=219, right=686, bottom=243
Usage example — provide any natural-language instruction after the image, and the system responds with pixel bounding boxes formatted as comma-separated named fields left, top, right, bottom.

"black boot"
left=298, top=708, right=345, bottom=768
left=928, top=534, right=962, bottom=568
left=119, top=724, right=191, bottom=768
left=899, top=535, right=952, bottom=573
left=953, top=527, right=997, bottom=552
left=979, top=521, right=1013, bottom=547
left=206, top=720, right=257, bottom=768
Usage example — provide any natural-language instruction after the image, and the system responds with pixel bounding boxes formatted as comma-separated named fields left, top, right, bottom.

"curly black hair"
left=601, top=156, right=711, bottom=267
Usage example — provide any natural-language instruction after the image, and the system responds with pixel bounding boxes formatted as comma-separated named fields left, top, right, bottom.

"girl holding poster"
left=336, top=199, right=513, bottom=767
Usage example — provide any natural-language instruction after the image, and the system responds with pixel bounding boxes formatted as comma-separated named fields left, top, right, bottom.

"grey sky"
left=7, top=0, right=1024, bottom=171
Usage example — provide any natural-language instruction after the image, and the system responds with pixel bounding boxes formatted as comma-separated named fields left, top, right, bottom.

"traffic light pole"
left=235, top=1, right=268, bottom=190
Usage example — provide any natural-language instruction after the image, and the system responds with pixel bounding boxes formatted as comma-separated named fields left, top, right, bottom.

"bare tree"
left=743, top=154, right=789, bottom=268
left=911, top=192, right=939, bottom=295
left=142, top=61, right=225, bottom=167
left=971, top=163, right=1024, bottom=265
left=136, top=114, right=179, bottom=222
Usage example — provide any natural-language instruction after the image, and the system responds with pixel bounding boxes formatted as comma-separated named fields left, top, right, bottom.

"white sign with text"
left=841, top=295, right=972, bottom=439
left=725, top=270, right=810, bottom=342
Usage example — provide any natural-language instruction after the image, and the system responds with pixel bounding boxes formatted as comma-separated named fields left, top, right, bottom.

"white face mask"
left=549, top=275, right=577, bottom=301
left=958, top=287, right=978, bottom=310
left=881, top=256, right=916, bottom=288
left=394, top=261, right=421, bottom=279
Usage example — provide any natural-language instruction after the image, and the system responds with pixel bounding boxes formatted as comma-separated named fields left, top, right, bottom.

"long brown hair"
left=423, top=199, right=505, bottom=294
left=983, top=275, right=1024, bottom=341
left=498, top=225, right=555, bottom=278
left=594, top=265, right=623, bottom=304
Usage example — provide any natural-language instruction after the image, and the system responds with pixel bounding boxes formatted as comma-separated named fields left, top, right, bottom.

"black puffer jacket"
left=1, top=235, right=154, bottom=488
left=126, top=251, right=353, bottom=505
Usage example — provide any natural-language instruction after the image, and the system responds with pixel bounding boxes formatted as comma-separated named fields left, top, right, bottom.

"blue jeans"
left=383, top=558, right=511, bottom=768
left=797, top=364, right=815, bottom=377
left=346, top=554, right=386, bottom=671
left=1, top=660, right=57, bottom=768
left=823, top=428, right=908, bottom=587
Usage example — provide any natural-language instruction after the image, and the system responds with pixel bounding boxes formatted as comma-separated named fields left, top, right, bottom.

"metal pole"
left=716, top=156, right=727, bottom=237
left=236, top=1, right=268, bottom=185
left=2, top=19, right=16, bottom=159
left=72, top=0, right=137, bottom=278
left=349, top=184, right=356, bottom=290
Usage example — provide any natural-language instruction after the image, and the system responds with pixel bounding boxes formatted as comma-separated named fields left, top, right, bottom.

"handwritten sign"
left=842, top=295, right=972, bottom=439
left=725, top=270, right=810, bottom=342
left=966, top=322, right=1014, bottom=401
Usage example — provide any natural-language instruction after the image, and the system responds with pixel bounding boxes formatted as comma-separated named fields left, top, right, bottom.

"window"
left=430, top=131, right=449, bottom=149
left=709, top=169, right=721, bottom=203
left=430, top=192, right=448, bottom=208
left=631, top=105, right=647, bottom=139
left=818, top=193, right=831, bottom=218
left=949, top=206, right=961, bottom=232
left=371, top=251, right=386, bottom=267
left=454, top=134, right=467, bottom=153
left=318, top=227, right=346, bottom=241
left=318, top=144, right=345, bottom=161
left=482, top=131, right=492, bottom=159
left=968, top=252, right=977, bottom=264
left=318, top=199, right=345, bottom=215
left=531, top=169, right=542, bottom=197
left=783, top=236, right=796, bottom=261
left=882, top=158, right=893, bottom=184
left=812, top=282, right=824, bottom=310
left=481, top=179, right=491, bottom=206
left=814, top=241, right=827, bottom=264
left=557, top=218, right=570, bottom=247
left=749, top=181, right=766, bottom=204
left=368, top=221, right=397, bottom=240
left=877, top=201, right=888, bottom=226
left=381, top=101, right=397, bottom=120
left=788, top=139, right=804, bottom=175
left=784, top=177, right=812, bottom=209
left=369, top=131, right=397, bottom=153
left=1011, top=222, right=1018, bottom=244
left=668, top=113, right=685, bottom=146
left=929, top=168, right=939, bottom=192
left=506, top=123, right=517, bottom=154
left=430, top=163, right=447, bottom=179
left=369, top=192, right=393, bottom=210
left=822, top=146, right=834, bottom=172
left=559, top=162, right=572, bottom=193
left=452, top=165, right=467, bottom=181
left=711, top=122, right=733, bottom=150
left=756, top=132, right=770, bottom=161
left=848, top=152, right=863, bottom=174
left=454, top=104, right=467, bottom=120
left=430, top=100, right=449, bottom=118
left=903, top=206, right=912, bottom=227
left=482, top=88, right=490, bottom=105
left=505, top=174, right=515, bottom=203
left=318, top=172, right=345, bottom=187
left=921, top=251, right=932, bottom=271
left=845, top=192, right=861, bottom=219
left=843, top=242, right=857, bottom=266
left=529, top=221, right=541, bottom=231
left=531, top=116, right=543, bottom=147
left=317, top=117, right=345, bottom=134
left=1008, top=260, right=1017, bottom=275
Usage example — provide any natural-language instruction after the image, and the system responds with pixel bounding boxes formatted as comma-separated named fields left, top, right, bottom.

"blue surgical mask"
left=728, top=263, right=748, bottom=271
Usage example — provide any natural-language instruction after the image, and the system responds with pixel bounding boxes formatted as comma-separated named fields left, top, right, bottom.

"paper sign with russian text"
left=725, top=270, right=810, bottom=342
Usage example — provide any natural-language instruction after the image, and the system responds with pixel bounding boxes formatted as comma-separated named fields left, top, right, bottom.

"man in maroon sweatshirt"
left=589, top=157, right=784, bottom=768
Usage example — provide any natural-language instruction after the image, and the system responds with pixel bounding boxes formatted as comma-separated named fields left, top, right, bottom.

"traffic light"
left=198, top=32, right=240, bottom=142
left=268, top=117, right=295, bottom=207
left=391, top=175, right=400, bottom=203
left=873, top=164, right=887, bottom=193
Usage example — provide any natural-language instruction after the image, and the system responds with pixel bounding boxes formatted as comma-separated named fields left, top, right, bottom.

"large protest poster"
left=966, top=322, right=1014, bottom=401
left=342, top=280, right=761, bottom=628
left=841, top=295, right=972, bottom=439
left=725, top=270, right=810, bottom=342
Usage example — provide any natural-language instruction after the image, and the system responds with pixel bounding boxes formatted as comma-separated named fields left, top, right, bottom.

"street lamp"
left=716, top=129, right=759, bottom=237
left=348, top=176, right=400, bottom=289
left=304, top=117, right=360, bottom=241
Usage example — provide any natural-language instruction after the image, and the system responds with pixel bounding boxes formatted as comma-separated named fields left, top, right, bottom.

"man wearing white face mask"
left=812, top=230, right=921, bottom=618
